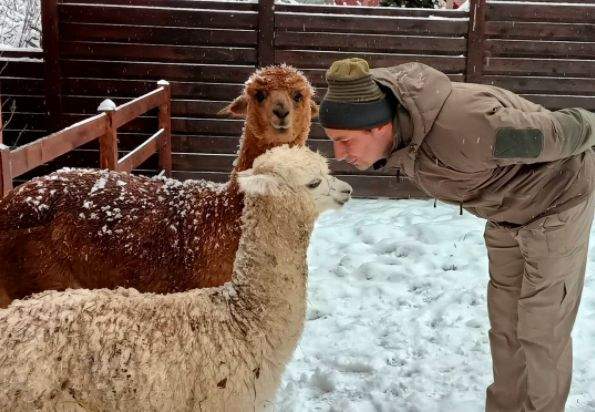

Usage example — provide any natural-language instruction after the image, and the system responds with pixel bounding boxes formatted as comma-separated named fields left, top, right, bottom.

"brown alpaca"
left=0, top=65, right=318, bottom=307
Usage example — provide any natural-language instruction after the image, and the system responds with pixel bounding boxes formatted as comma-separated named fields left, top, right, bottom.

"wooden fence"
left=0, top=0, right=593, bottom=198
left=0, top=82, right=171, bottom=196
left=0, top=49, right=47, bottom=153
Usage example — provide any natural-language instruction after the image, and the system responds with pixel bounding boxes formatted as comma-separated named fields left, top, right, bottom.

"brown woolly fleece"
left=0, top=65, right=318, bottom=306
left=0, top=146, right=349, bottom=411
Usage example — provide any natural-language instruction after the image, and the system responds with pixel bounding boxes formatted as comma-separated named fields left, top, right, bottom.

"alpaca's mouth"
left=272, top=124, right=290, bottom=132
left=334, top=198, right=349, bottom=206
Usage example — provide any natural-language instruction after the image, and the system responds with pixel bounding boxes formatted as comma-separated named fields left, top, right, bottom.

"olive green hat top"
left=326, top=57, right=370, bottom=81
left=320, top=58, right=394, bottom=129
left=325, top=58, right=386, bottom=103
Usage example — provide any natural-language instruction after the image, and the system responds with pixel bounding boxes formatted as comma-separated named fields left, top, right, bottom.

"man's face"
left=324, top=122, right=394, bottom=170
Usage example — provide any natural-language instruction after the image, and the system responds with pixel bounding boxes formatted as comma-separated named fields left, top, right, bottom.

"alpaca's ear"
left=238, top=171, right=281, bottom=196
left=218, top=95, right=247, bottom=118
left=310, top=100, right=319, bottom=119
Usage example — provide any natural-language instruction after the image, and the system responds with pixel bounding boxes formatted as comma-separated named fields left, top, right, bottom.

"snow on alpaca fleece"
left=0, top=65, right=317, bottom=303
left=0, top=168, right=238, bottom=294
left=0, top=187, right=315, bottom=411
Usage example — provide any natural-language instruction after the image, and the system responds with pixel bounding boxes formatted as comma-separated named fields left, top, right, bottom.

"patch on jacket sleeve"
left=493, top=128, right=543, bottom=158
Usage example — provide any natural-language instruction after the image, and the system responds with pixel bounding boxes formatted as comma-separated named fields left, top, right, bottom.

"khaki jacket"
left=372, top=63, right=594, bottom=225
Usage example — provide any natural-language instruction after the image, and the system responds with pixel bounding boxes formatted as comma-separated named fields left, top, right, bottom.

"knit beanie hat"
left=319, top=58, right=394, bottom=130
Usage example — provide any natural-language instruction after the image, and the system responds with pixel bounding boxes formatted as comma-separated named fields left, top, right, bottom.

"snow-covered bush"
left=0, top=0, right=40, bottom=48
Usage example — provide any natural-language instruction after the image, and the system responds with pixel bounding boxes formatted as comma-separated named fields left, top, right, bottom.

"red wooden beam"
left=466, top=0, right=487, bottom=83
left=97, top=99, right=118, bottom=170
left=117, top=129, right=162, bottom=173
left=0, top=144, right=13, bottom=197
left=0, top=94, right=3, bottom=145
left=112, top=86, right=167, bottom=129
left=10, top=114, right=108, bottom=178
left=157, top=80, right=172, bottom=176
left=42, top=0, right=63, bottom=131
left=257, top=0, right=275, bottom=67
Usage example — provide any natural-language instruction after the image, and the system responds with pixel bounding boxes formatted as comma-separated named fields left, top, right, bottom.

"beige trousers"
left=484, top=194, right=594, bottom=412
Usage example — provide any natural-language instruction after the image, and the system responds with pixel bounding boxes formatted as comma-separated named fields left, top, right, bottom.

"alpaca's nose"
left=335, top=180, right=353, bottom=197
left=273, top=108, right=289, bottom=119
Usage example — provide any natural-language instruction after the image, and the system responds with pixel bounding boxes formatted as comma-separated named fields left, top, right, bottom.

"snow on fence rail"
left=0, top=82, right=171, bottom=196
left=0, top=0, right=593, bottom=198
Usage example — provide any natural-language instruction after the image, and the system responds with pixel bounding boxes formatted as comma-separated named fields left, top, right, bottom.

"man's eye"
left=307, top=180, right=321, bottom=189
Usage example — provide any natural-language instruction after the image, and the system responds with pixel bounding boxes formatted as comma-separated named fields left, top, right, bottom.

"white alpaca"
left=0, top=145, right=352, bottom=412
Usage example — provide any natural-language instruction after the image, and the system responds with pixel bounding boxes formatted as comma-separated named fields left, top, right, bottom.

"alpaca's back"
left=0, top=287, right=271, bottom=411
left=0, top=168, right=239, bottom=304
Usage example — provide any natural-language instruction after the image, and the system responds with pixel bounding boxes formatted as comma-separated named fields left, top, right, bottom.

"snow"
left=0, top=0, right=40, bottom=48
left=0, top=44, right=40, bottom=52
left=458, top=0, right=470, bottom=12
left=90, top=176, right=108, bottom=194
left=277, top=198, right=595, bottom=411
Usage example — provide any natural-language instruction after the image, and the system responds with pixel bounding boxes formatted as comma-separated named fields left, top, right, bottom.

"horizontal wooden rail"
left=113, top=87, right=169, bottom=128
left=0, top=81, right=172, bottom=197
left=95, top=80, right=172, bottom=175
left=117, top=128, right=162, bottom=173
left=10, top=114, right=107, bottom=178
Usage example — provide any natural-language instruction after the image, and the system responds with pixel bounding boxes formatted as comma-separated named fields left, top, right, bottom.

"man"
left=319, top=58, right=594, bottom=412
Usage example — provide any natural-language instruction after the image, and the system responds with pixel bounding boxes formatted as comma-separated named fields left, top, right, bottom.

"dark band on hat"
left=319, top=98, right=394, bottom=130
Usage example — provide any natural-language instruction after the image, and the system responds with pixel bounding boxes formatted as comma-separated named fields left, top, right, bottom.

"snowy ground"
left=277, top=198, right=595, bottom=411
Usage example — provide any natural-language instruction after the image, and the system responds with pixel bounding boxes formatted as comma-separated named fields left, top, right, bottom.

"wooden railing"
left=0, top=80, right=171, bottom=197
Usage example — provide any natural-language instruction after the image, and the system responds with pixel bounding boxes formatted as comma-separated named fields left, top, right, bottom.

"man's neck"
left=372, top=104, right=413, bottom=171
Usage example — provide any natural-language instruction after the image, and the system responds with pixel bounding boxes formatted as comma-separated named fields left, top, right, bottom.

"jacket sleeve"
left=488, top=106, right=595, bottom=165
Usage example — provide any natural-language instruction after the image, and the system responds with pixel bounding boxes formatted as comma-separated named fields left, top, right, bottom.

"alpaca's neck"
left=231, top=126, right=307, bottom=177
left=231, top=129, right=271, bottom=178
left=227, top=129, right=267, bottom=195
left=231, top=193, right=315, bottom=325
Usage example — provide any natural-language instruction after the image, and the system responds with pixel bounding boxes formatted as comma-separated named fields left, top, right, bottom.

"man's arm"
left=488, top=107, right=594, bottom=165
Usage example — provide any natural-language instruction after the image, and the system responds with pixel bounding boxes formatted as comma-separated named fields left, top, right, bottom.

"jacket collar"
left=370, top=63, right=452, bottom=176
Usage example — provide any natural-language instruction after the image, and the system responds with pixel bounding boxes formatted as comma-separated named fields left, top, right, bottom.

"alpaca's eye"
left=255, top=91, right=266, bottom=103
left=307, top=179, right=321, bottom=189
left=293, top=92, right=303, bottom=103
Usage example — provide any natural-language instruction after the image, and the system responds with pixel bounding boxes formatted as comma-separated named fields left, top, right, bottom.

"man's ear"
left=237, top=170, right=281, bottom=196
left=218, top=95, right=247, bottom=118
left=370, top=121, right=392, bottom=135
left=310, top=100, right=319, bottom=119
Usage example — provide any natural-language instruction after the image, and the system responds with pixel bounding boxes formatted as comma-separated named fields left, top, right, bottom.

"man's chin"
left=354, top=162, right=371, bottom=171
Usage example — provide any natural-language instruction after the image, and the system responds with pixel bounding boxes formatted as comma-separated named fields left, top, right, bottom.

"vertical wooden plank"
left=258, top=0, right=276, bottom=67
left=41, top=0, right=63, bottom=131
left=157, top=80, right=172, bottom=177
left=0, top=94, right=3, bottom=145
left=0, top=144, right=13, bottom=197
left=97, top=99, right=118, bottom=170
left=466, top=0, right=487, bottom=83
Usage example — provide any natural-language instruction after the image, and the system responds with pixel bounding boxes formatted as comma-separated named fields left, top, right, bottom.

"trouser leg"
left=484, top=221, right=527, bottom=412
left=515, top=196, right=593, bottom=412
